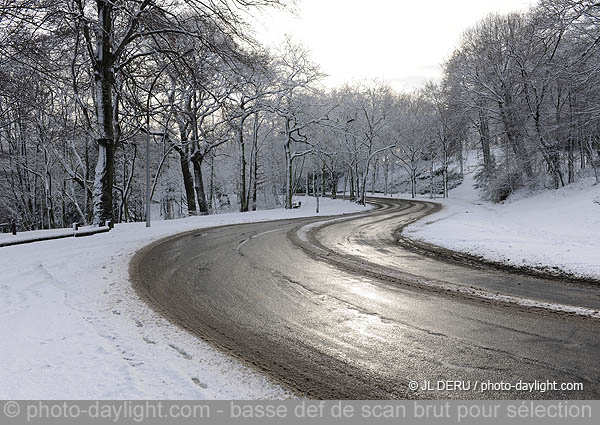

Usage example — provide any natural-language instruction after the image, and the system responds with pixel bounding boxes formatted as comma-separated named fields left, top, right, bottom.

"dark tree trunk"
left=238, top=116, right=248, bottom=212
left=84, top=140, right=91, bottom=223
left=252, top=156, right=258, bottom=211
left=568, top=137, right=575, bottom=184
left=305, top=172, right=310, bottom=196
left=321, top=164, right=326, bottom=196
left=349, top=167, right=355, bottom=200
left=331, top=171, right=337, bottom=199
left=179, top=150, right=197, bottom=216
left=192, top=154, right=208, bottom=215
left=209, top=154, right=215, bottom=212
left=92, top=139, right=114, bottom=224
left=478, top=108, right=493, bottom=173
left=567, top=94, right=575, bottom=184
left=371, top=160, right=378, bottom=195
left=286, top=147, right=293, bottom=209
left=251, top=113, right=259, bottom=211
left=92, top=1, right=116, bottom=224
left=384, top=160, right=389, bottom=196
left=548, top=149, right=565, bottom=189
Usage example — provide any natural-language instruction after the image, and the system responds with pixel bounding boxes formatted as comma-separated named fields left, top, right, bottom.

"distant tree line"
left=1, top=0, right=598, bottom=231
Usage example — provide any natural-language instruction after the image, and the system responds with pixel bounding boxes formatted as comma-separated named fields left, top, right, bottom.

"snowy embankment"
left=0, top=225, right=109, bottom=247
left=0, top=197, right=370, bottom=399
left=404, top=171, right=600, bottom=281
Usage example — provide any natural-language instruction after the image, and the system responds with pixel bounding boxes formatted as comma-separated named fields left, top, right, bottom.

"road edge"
left=288, top=198, right=600, bottom=320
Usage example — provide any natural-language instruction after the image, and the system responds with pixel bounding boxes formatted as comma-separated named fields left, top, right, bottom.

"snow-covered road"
left=0, top=198, right=370, bottom=399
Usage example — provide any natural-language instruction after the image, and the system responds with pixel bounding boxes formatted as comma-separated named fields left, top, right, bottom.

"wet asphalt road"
left=131, top=198, right=600, bottom=399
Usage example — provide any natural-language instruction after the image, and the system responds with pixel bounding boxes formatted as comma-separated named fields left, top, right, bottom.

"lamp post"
left=145, top=99, right=151, bottom=228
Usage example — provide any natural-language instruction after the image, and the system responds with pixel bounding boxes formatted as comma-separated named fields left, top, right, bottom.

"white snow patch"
left=0, top=197, right=368, bottom=399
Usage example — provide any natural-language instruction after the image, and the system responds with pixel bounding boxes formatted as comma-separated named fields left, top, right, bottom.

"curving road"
left=131, top=198, right=600, bottom=399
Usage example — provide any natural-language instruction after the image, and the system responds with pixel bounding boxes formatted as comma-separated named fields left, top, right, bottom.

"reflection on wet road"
left=132, top=198, right=600, bottom=399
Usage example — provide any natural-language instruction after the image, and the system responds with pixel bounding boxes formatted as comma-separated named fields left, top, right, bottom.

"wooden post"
left=73, top=223, right=79, bottom=231
left=11, top=221, right=16, bottom=236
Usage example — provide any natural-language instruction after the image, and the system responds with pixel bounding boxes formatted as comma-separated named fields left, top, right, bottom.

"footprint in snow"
left=191, top=378, right=208, bottom=389
left=168, top=343, right=192, bottom=360
left=143, top=336, right=157, bottom=345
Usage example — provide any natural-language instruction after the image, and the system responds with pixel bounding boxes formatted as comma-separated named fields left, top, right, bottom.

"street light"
left=145, top=96, right=151, bottom=228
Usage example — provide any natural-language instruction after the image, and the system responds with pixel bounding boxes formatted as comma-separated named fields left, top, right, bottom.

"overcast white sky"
left=253, top=0, right=534, bottom=91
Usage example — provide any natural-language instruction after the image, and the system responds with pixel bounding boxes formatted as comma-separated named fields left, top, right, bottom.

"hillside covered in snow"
left=405, top=167, right=600, bottom=281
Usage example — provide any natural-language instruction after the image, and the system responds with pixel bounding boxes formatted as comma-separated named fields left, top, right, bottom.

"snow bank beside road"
left=0, top=225, right=110, bottom=247
left=404, top=172, right=600, bottom=281
left=0, top=197, right=370, bottom=399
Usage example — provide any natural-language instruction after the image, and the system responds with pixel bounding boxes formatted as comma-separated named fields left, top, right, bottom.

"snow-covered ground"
left=0, top=197, right=370, bottom=399
left=404, top=168, right=600, bottom=281
left=0, top=224, right=109, bottom=247
left=0, top=227, right=77, bottom=244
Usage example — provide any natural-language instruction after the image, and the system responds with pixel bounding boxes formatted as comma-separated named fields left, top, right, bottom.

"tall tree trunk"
left=567, top=138, right=574, bottom=184
left=585, top=139, right=600, bottom=184
left=371, top=164, right=376, bottom=195
left=61, top=180, right=66, bottom=227
left=179, top=149, right=197, bottom=216
left=118, top=144, right=136, bottom=222
left=84, top=140, right=90, bottom=223
left=384, top=160, right=389, bottom=196
left=580, top=130, right=586, bottom=170
left=315, top=167, right=320, bottom=213
left=252, top=158, right=258, bottom=211
left=567, top=95, right=575, bottom=184
left=331, top=171, right=337, bottom=199
left=305, top=172, right=309, bottom=197
left=551, top=150, right=565, bottom=188
left=429, top=159, right=434, bottom=199
left=251, top=114, right=259, bottom=211
left=349, top=167, right=355, bottom=200
left=361, top=172, right=368, bottom=205
left=285, top=145, right=293, bottom=209
left=284, top=120, right=293, bottom=209
left=209, top=154, right=215, bottom=212
left=458, top=141, right=464, bottom=177
left=443, top=147, right=448, bottom=198
left=92, top=0, right=116, bottom=225
left=239, top=115, right=249, bottom=212
left=191, top=154, right=209, bottom=215
left=321, top=164, right=326, bottom=197
left=354, top=163, right=361, bottom=203
left=478, top=108, right=493, bottom=173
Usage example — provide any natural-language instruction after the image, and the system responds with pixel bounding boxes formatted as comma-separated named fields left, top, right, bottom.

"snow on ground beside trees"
left=0, top=197, right=371, bottom=399
left=404, top=167, right=600, bottom=281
